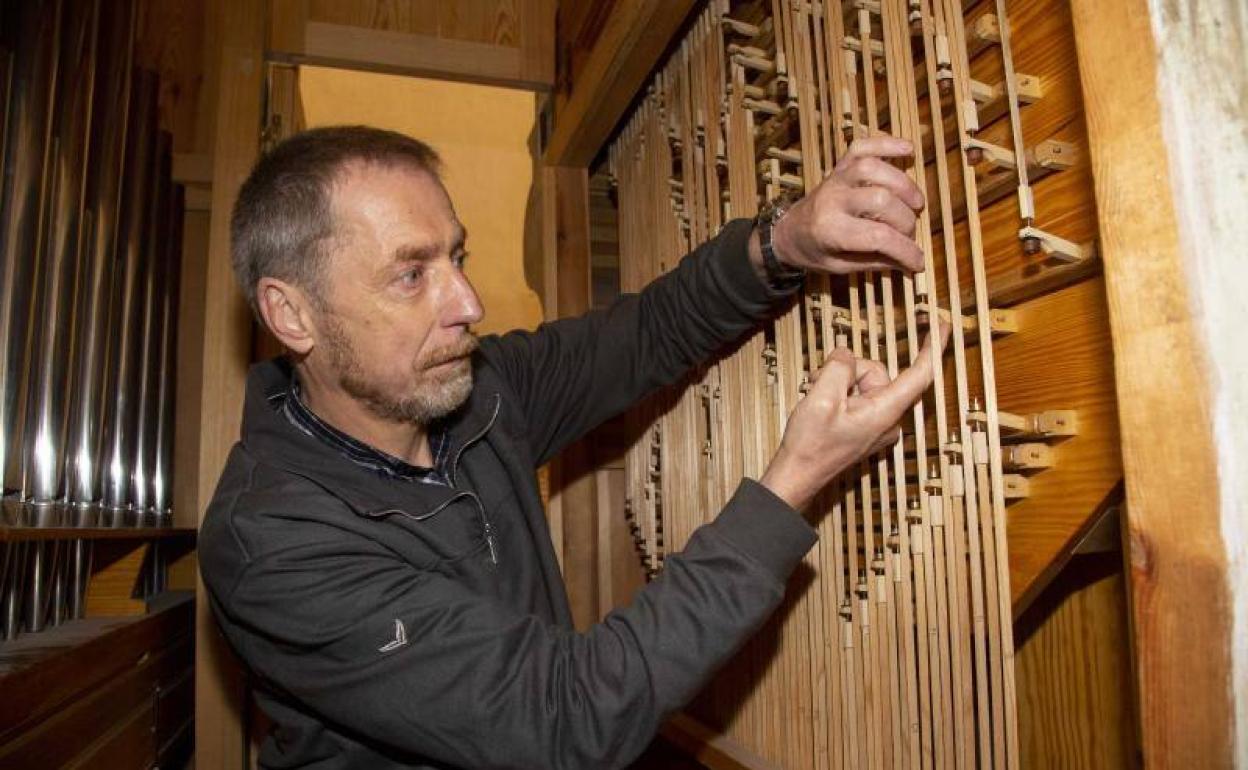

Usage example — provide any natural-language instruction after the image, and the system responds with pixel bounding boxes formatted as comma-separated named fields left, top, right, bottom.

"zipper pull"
left=484, top=520, right=499, bottom=565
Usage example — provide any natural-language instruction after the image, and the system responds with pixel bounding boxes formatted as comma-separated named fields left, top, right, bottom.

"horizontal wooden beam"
left=267, top=0, right=555, bottom=92
left=543, top=0, right=699, bottom=166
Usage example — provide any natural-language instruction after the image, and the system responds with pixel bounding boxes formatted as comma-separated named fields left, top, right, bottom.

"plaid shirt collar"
left=278, top=376, right=452, bottom=487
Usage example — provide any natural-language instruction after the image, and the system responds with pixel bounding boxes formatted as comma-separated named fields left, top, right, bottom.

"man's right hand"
left=760, top=323, right=950, bottom=511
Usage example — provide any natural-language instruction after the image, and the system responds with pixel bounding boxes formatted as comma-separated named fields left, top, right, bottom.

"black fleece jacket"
left=198, top=218, right=818, bottom=769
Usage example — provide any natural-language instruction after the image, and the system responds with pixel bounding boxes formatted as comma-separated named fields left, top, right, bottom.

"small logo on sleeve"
left=379, top=619, right=409, bottom=652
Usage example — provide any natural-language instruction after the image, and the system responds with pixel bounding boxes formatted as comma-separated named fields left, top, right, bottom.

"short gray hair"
left=230, top=125, right=442, bottom=313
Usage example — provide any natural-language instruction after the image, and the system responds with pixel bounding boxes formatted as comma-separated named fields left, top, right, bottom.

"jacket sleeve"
left=213, top=479, right=816, bottom=770
left=478, top=218, right=799, bottom=467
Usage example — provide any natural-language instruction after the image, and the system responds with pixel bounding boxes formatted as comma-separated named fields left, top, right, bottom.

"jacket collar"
left=241, top=357, right=500, bottom=517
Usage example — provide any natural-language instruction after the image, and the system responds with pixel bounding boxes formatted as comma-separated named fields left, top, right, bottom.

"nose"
left=443, top=264, right=484, bottom=327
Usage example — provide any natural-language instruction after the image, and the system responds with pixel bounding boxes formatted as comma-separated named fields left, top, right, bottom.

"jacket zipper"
left=363, top=395, right=503, bottom=565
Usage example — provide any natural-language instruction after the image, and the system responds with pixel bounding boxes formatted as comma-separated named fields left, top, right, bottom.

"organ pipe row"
left=609, top=0, right=1084, bottom=767
left=0, top=0, right=184, bottom=639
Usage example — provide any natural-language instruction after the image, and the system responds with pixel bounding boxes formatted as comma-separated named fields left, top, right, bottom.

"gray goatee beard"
left=324, top=320, right=479, bottom=426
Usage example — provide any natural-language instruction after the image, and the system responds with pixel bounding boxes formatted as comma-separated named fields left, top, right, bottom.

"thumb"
left=811, top=348, right=857, bottom=399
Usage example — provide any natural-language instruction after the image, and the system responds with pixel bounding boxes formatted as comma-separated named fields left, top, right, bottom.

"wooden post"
left=1071, top=0, right=1244, bottom=765
left=191, top=0, right=264, bottom=768
left=545, top=165, right=599, bottom=630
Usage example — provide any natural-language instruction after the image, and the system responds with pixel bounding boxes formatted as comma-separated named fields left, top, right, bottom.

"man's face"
left=309, top=162, right=484, bottom=425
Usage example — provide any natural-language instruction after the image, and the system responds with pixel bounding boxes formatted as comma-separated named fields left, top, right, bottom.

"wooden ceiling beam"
left=543, top=0, right=699, bottom=167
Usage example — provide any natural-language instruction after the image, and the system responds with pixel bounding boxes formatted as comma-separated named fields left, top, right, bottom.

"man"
left=199, top=125, right=945, bottom=769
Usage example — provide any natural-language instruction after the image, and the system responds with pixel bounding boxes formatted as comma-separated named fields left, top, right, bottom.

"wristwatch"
left=756, top=197, right=806, bottom=290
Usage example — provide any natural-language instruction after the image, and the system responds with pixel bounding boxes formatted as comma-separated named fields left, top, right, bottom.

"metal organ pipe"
left=151, top=185, right=184, bottom=516
left=65, top=0, right=136, bottom=507
left=0, top=0, right=62, bottom=499
left=0, top=0, right=182, bottom=638
left=23, top=0, right=101, bottom=504
left=100, top=69, right=156, bottom=512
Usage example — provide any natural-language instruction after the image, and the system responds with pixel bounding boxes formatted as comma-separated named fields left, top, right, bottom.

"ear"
left=256, top=277, right=320, bottom=355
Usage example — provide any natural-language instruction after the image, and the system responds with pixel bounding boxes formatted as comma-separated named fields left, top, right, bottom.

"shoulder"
left=198, top=444, right=357, bottom=598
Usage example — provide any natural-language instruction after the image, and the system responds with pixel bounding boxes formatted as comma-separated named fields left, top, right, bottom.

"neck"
left=294, top=364, right=433, bottom=467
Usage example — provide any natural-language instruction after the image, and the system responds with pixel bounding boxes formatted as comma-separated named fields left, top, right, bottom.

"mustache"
left=424, top=333, right=480, bottom=367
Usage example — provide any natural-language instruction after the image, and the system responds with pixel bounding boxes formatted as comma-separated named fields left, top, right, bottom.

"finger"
left=855, top=358, right=891, bottom=396
left=843, top=156, right=925, bottom=211
left=837, top=217, right=925, bottom=272
left=933, top=315, right=953, bottom=353
left=848, top=186, right=918, bottom=238
left=845, top=135, right=915, bottom=163
left=871, top=332, right=943, bottom=419
left=831, top=254, right=911, bottom=273
left=812, top=347, right=857, bottom=398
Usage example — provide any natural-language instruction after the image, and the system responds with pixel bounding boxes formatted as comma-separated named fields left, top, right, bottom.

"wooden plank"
left=1071, top=0, right=1239, bottom=765
left=296, top=22, right=536, bottom=89
left=544, top=0, right=699, bottom=166
left=0, top=524, right=195, bottom=543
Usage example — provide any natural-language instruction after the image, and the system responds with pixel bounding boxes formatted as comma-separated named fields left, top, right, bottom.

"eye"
left=398, top=265, right=424, bottom=288
left=452, top=251, right=470, bottom=270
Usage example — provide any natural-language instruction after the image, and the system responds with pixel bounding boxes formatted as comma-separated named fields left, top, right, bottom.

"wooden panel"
left=1014, top=555, right=1137, bottom=768
left=933, top=0, right=1101, bottom=312
left=0, top=598, right=193, bottom=768
left=270, top=0, right=555, bottom=89
left=957, top=277, right=1122, bottom=607
left=1070, top=0, right=1237, bottom=765
left=135, top=0, right=210, bottom=152
left=173, top=207, right=211, bottom=529
left=70, top=703, right=158, bottom=770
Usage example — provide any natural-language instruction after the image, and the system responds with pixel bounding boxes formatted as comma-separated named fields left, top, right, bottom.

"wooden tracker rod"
left=608, top=1, right=1033, bottom=767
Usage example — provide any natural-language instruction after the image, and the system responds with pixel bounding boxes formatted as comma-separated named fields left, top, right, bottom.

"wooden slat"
left=0, top=525, right=195, bottom=543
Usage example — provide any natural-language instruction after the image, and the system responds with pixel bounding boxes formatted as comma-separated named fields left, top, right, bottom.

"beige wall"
left=299, top=66, right=544, bottom=335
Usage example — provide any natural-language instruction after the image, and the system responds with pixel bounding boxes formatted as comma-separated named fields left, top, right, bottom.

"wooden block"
left=1004, top=443, right=1057, bottom=471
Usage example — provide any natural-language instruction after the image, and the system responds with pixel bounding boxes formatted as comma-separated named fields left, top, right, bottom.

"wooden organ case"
left=554, top=0, right=1129, bottom=767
